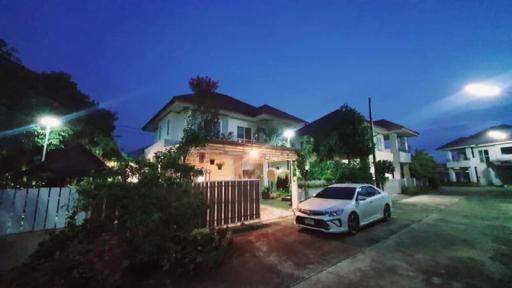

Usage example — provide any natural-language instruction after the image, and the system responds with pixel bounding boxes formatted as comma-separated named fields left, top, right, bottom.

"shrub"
left=5, top=132, right=228, bottom=287
left=401, top=185, right=431, bottom=195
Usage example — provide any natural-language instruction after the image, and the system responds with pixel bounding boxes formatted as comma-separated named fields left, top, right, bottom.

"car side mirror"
left=357, top=195, right=367, bottom=201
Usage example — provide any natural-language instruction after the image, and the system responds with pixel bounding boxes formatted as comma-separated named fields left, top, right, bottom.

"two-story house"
left=437, top=124, right=512, bottom=186
left=142, top=92, right=306, bottom=185
left=297, top=109, right=418, bottom=193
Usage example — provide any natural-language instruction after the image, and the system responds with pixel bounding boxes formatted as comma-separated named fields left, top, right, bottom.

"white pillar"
left=468, top=166, right=478, bottom=183
left=448, top=168, right=456, bottom=182
left=447, top=151, right=453, bottom=162
left=389, top=133, right=402, bottom=179
left=263, top=160, right=269, bottom=187
left=290, top=160, right=299, bottom=209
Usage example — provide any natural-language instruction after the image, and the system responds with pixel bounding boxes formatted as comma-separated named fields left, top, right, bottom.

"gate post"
left=290, top=160, right=299, bottom=209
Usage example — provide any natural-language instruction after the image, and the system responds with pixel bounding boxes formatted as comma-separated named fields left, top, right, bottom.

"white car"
left=294, top=184, right=392, bottom=234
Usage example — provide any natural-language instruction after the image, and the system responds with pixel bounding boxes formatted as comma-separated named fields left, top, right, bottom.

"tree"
left=0, top=39, right=20, bottom=63
left=374, top=160, right=395, bottom=189
left=0, top=39, right=120, bottom=179
left=296, top=136, right=314, bottom=197
left=311, top=104, right=372, bottom=162
left=186, top=76, right=221, bottom=138
left=411, top=150, right=440, bottom=188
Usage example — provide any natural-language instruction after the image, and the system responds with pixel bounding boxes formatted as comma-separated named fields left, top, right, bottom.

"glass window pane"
left=245, top=127, right=252, bottom=140
left=237, top=126, right=244, bottom=139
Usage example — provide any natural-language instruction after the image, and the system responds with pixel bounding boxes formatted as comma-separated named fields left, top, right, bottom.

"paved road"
left=188, top=188, right=512, bottom=287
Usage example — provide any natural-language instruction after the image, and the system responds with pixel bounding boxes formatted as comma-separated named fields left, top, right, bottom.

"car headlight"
left=327, top=209, right=344, bottom=217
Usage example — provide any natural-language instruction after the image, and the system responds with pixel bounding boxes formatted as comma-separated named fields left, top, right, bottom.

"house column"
left=290, top=160, right=299, bottom=209
left=468, top=166, right=478, bottom=183
left=263, top=160, right=269, bottom=187
left=389, top=133, right=402, bottom=179
left=447, top=151, right=453, bottom=162
left=448, top=168, right=456, bottom=182
left=402, top=163, right=411, bottom=186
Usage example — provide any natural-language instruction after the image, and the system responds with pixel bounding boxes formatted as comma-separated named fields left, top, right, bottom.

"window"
left=237, top=126, right=252, bottom=140
left=364, top=186, right=379, bottom=197
left=166, top=119, right=170, bottom=136
left=478, top=150, right=490, bottom=163
left=315, top=187, right=356, bottom=200
left=500, top=146, right=512, bottom=155
left=158, top=124, right=162, bottom=140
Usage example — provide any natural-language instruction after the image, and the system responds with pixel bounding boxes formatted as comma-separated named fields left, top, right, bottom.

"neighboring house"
left=142, top=92, right=306, bottom=185
left=297, top=109, right=419, bottom=193
left=437, top=124, right=512, bottom=186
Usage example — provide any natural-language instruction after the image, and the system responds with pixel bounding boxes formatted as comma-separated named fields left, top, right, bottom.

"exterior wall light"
left=283, top=129, right=295, bottom=147
left=487, top=130, right=508, bottom=140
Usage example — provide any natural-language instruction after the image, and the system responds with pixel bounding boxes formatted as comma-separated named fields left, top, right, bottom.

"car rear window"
left=315, top=187, right=356, bottom=200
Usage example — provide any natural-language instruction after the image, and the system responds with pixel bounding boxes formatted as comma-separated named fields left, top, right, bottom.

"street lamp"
left=38, top=116, right=62, bottom=162
left=464, top=83, right=502, bottom=98
left=283, top=129, right=295, bottom=147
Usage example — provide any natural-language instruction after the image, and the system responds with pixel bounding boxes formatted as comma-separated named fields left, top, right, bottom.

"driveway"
left=186, top=187, right=512, bottom=287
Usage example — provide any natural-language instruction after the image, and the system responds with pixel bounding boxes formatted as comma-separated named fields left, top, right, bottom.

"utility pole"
left=368, top=97, right=379, bottom=188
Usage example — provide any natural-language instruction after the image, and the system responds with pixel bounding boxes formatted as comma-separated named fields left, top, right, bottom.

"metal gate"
left=193, top=180, right=260, bottom=228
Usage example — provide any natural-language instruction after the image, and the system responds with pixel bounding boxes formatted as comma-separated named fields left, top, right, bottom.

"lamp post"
left=368, top=97, right=379, bottom=188
left=283, top=129, right=295, bottom=147
left=38, top=116, right=62, bottom=162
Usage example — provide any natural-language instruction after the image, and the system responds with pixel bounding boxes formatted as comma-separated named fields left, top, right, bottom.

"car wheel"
left=348, top=212, right=359, bottom=235
left=383, top=204, right=391, bottom=222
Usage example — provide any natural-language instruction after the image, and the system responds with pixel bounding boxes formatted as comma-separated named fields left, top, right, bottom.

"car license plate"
left=304, top=218, right=314, bottom=225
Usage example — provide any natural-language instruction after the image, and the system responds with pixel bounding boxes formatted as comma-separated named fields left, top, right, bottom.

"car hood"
left=299, top=197, right=352, bottom=211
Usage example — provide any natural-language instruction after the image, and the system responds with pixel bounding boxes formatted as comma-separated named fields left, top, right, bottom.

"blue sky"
left=1, top=0, right=511, bottom=161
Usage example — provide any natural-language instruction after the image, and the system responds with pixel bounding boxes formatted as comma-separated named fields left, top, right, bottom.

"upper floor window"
left=158, top=124, right=162, bottom=140
left=478, top=150, right=490, bottom=163
left=452, top=149, right=468, bottom=161
left=166, top=119, right=170, bottom=136
left=237, top=126, right=252, bottom=140
left=500, top=146, right=512, bottom=155
left=375, top=136, right=384, bottom=151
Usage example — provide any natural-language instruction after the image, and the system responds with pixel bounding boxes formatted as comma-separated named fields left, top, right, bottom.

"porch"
left=188, top=140, right=298, bottom=225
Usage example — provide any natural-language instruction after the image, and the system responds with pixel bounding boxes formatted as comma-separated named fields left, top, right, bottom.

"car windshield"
left=314, top=187, right=356, bottom=200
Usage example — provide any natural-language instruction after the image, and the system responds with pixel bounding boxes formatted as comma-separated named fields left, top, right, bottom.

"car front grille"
left=298, top=208, right=326, bottom=216
left=296, top=216, right=330, bottom=230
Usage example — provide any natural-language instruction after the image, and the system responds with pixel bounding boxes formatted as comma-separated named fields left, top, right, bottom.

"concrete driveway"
left=187, top=187, right=512, bottom=287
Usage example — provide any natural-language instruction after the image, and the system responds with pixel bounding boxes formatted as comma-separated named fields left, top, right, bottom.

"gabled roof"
left=143, top=92, right=306, bottom=131
left=373, top=119, right=419, bottom=136
left=297, top=108, right=418, bottom=137
left=437, top=124, right=512, bottom=150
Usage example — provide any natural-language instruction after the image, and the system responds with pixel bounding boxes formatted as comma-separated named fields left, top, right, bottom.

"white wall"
left=445, top=142, right=512, bottom=185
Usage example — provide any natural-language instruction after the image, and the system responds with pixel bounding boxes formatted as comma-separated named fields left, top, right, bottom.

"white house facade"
left=142, top=92, right=306, bottom=185
left=297, top=109, right=419, bottom=193
left=437, top=125, right=512, bottom=186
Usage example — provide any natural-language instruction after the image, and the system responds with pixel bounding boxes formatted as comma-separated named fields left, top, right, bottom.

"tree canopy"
left=186, top=76, right=221, bottom=138
left=411, top=150, right=440, bottom=188
left=310, top=104, right=372, bottom=162
left=0, top=39, right=120, bottom=176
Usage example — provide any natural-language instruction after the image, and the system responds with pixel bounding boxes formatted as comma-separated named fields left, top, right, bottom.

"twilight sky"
left=1, top=0, right=511, bottom=161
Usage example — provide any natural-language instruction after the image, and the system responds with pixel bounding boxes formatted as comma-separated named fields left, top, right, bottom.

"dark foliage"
left=411, top=150, right=440, bottom=188
left=5, top=131, right=228, bottom=287
left=309, top=104, right=372, bottom=161
left=0, top=39, right=120, bottom=184
left=374, top=160, right=395, bottom=189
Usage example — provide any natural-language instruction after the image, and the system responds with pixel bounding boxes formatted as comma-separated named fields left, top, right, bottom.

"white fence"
left=0, top=187, right=85, bottom=236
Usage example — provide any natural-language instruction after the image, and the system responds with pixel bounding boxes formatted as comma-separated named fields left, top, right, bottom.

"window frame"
left=500, top=146, right=512, bottom=155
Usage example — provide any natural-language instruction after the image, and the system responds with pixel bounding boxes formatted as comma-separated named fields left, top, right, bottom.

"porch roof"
left=194, top=139, right=298, bottom=161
